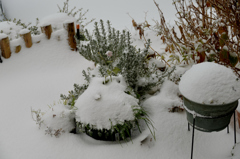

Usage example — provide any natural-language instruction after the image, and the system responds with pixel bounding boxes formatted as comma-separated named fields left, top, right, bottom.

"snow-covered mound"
left=75, top=76, right=139, bottom=130
left=0, top=21, right=23, bottom=40
left=179, top=62, right=240, bottom=105
left=41, top=103, right=75, bottom=133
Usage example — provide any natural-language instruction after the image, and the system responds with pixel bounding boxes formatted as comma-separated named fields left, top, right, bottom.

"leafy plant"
left=77, top=20, right=175, bottom=97
left=75, top=105, right=155, bottom=142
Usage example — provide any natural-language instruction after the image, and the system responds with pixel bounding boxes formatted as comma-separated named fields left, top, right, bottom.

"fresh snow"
left=2, top=0, right=177, bottom=31
left=148, top=58, right=165, bottom=68
left=1, top=1, right=240, bottom=159
left=0, top=33, right=7, bottom=39
left=75, top=76, right=139, bottom=130
left=19, top=28, right=30, bottom=35
left=179, top=62, right=240, bottom=105
left=0, top=29, right=239, bottom=158
left=39, top=13, right=76, bottom=30
left=41, top=102, right=75, bottom=133
left=0, top=21, right=23, bottom=40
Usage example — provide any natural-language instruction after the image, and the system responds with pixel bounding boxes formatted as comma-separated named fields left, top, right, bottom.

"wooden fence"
left=0, top=22, right=76, bottom=60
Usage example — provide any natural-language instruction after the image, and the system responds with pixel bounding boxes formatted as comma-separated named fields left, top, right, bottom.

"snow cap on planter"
left=179, top=62, right=240, bottom=105
left=75, top=75, right=139, bottom=130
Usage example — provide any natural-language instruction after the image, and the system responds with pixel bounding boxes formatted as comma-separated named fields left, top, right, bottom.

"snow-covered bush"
left=74, top=76, right=154, bottom=141
left=58, top=20, right=176, bottom=141
left=77, top=20, right=175, bottom=97
left=32, top=19, right=175, bottom=141
left=31, top=101, right=75, bottom=138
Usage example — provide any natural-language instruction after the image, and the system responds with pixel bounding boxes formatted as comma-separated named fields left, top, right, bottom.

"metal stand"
left=234, top=111, right=236, bottom=144
left=189, top=111, right=237, bottom=159
left=190, top=118, right=195, bottom=159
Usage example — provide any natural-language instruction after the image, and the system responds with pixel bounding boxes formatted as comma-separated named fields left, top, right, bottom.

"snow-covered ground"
left=0, top=26, right=239, bottom=159
left=1, top=1, right=240, bottom=159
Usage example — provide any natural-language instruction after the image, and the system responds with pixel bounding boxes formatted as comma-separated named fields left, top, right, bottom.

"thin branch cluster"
left=153, top=0, right=240, bottom=77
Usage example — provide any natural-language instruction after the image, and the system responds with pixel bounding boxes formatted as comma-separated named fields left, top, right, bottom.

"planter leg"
left=188, top=122, right=190, bottom=131
left=227, top=125, right=229, bottom=134
left=191, top=118, right=195, bottom=159
left=234, top=111, right=236, bottom=144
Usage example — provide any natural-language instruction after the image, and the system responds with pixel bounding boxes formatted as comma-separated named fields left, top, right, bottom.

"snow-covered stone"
left=179, top=62, right=240, bottom=105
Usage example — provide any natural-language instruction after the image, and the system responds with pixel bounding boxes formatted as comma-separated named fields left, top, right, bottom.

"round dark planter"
left=75, top=120, right=132, bottom=141
left=84, top=127, right=131, bottom=141
left=184, top=97, right=238, bottom=132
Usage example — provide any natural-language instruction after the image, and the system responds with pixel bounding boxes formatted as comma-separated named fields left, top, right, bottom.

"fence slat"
left=0, top=37, right=11, bottom=58
left=15, top=45, right=21, bottom=53
left=20, top=31, right=32, bottom=48
left=64, top=22, right=76, bottom=51
left=41, top=25, right=52, bottom=39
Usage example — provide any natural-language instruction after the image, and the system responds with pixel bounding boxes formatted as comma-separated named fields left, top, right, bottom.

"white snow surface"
left=75, top=76, right=139, bottom=130
left=1, top=5, right=240, bottom=158
left=0, top=27, right=240, bottom=159
left=179, top=62, right=240, bottom=105
left=0, top=33, right=7, bottom=39
left=0, top=21, right=23, bottom=39
left=2, top=0, right=177, bottom=31
left=41, top=103, right=75, bottom=133
left=148, top=58, right=165, bottom=68
left=38, top=13, right=76, bottom=31
left=19, top=29, right=30, bottom=35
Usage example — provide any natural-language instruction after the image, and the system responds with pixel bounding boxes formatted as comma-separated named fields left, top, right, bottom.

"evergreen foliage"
left=76, top=19, right=175, bottom=97
left=58, top=20, right=176, bottom=141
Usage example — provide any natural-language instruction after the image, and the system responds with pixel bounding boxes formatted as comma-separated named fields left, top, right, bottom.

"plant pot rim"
left=183, top=96, right=239, bottom=107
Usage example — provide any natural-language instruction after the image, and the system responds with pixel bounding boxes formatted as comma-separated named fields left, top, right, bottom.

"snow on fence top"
left=39, top=13, right=76, bottom=30
left=0, top=33, right=7, bottom=40
left=179, top=62, right=240, bottom=105
left=19, top=29, right=30, bottom=35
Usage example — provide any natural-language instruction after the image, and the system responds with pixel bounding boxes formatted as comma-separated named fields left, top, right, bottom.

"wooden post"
left=64, top=22, right=76, bottom=51
left=41, top=24, right=52, bottom=39
left=15, top=45, right=21, bottom=53
left=20, top=29, right=32, bottom=48
left=0, top=35, right=11, bottom=59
